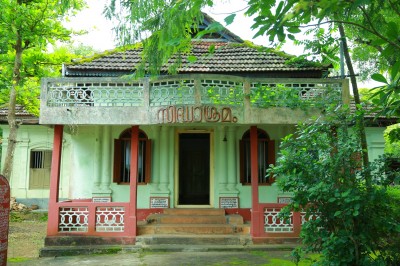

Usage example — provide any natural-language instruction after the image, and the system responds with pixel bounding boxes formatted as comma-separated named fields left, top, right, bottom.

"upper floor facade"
left=40, top=74, right=349, bottom=125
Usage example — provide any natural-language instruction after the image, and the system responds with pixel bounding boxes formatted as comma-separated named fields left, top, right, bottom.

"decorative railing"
left=250, top=81, right=342, bottom=108
left=46, top=81, right=145, bottom=107
left=43, top=75, right=347, bottom=108
left=55, top=202, right=129, bottom=236
left=264, top=206, right=294, bottom=233
left=150, top=79, right=195, bottom=106
left=260, top=203, right=302, bottom=237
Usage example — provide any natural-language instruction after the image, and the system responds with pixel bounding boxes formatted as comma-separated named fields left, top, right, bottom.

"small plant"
left=39, top=213, right=48, bottom=222
left=9, top=212, right=23, bottom=222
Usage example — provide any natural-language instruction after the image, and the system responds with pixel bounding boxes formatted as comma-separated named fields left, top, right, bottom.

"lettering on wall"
left=278, top=197, right=293, bottom=204
left=150, top=197, right=169, bottom=208
left=219, top=197, right=239, bottom=209
left=158, top=106, right=238, bottom=124
left=92, top=197, right=111, bottom=203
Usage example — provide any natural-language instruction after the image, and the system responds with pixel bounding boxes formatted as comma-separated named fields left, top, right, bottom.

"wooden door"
left=178, top=133, right=210, bottom=205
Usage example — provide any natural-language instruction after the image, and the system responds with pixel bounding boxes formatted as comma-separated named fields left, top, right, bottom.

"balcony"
left=40, top=74, right=349, bottom=125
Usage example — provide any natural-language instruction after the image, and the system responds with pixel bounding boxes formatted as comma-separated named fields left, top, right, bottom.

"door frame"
left=174, top=129, right=214, bottom=208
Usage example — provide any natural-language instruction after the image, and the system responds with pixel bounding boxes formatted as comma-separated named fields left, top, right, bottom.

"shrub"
left=272, top=106, right=400, bottom=265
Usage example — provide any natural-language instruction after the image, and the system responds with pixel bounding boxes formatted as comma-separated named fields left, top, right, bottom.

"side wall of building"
left=1, top=125, right=72, bottom=209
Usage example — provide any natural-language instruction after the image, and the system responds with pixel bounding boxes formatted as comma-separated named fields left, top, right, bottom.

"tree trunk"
left=2, top=33, right=23, bottom=180
left=338, top=24, right=370, bottom=188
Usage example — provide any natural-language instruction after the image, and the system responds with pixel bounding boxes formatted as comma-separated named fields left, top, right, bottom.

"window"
left=29, top=150, right=52, bottom=189
left=239, top=129, right=275, bottom=185
left=113, top=128, right=151, bottom=184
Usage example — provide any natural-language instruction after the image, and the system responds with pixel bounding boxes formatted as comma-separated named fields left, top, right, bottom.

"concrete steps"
left=40, top=208, right=253, bottom=257
left=163, top=208, right=225, bottom=216
left=146, top=214, right=227, bottom=224
left=139, top=208, right=247, bottom=235
left=136, top=234, right=251, bottom=245
left=137, top=208, right=250, bottom=245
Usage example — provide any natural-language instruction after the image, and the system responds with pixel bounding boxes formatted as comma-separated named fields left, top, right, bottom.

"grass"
left=249, top=250, right=320, bottom=266
left=9, top=211, right=48, bottom=222
left=7, top=257, right=32, bottom=263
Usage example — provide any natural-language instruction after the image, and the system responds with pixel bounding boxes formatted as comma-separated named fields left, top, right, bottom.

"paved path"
left=9, top=250, right=294, bottom=265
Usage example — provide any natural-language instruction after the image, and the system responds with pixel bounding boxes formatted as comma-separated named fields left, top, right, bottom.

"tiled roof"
left=0, top=105, right=38, bottom=124
left=349, top=101, right=397, bottom=124
left=64, top=41, right=328, bottom=77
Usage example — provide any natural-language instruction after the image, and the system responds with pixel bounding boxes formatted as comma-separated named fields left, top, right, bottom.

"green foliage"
left=387, top=186, right=400, bottom=220
left=10, top=211, right=48, bottom=222
left=0, top=44, right=95, bottom=116
left=9, top=211, right=24, bottom=222
left=271, top=106, right=400, bottom=265
left=384, top=124, right=400, bottom=158
left=250, top=84, right=341, bottom=110
left=358, top=88, right=376, bottom=103
left=370, top=62, right=400, bottom=117
left=206, top=84, right=243, bottom=106
left=0, top=0, right=86, bottom=115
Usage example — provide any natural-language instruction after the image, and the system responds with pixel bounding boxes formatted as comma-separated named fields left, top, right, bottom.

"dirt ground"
left=7, top=212, right=48, bottom=259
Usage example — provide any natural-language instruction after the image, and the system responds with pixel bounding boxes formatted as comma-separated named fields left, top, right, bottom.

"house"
left=0, top=14, right=392, bottom=250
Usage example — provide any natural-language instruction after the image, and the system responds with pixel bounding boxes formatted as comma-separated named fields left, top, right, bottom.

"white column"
left=158, top=126, right=170, bottom=193
left=151, top=126, right=161, bottom=192
left=93, top=126, right=102, bottom=192
left=218, top=126, right=228, bottom=193
left=100, top=126, right=112, bottom=193
left=227, top=127, right=238, bottom=192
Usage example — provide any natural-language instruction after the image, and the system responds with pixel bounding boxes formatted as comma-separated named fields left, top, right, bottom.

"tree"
left=271, top=107, right=400, bottom=265
left=0, top=0, right=85, bottom=179
left=0, top=43, right=97, bottom=116
left=104, top=0, right=399, bottom=174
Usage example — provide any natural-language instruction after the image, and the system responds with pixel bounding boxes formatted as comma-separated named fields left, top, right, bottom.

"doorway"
left=178, top=133, right=210, bottom=205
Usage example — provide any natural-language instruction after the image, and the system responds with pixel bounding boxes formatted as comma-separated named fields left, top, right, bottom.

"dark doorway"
left=178, top=133, right=210, bottom=205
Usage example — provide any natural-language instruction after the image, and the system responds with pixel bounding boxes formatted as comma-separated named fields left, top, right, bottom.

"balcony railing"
left=40, top=74, right=349, bottom=125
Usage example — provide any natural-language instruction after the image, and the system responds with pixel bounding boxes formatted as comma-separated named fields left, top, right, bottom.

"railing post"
left=250, top=125, right=262, bottom=237
left=243, top=80, right=251, bottom=122
left=341, top=79, right=350, bottom=105
left=125, top=126, right=139, bottom=238
left=293, top=211, right=302, bottom=236
left=47, top=125, right=63, bottom=236
left=144, top=78, right=150, bottom=108
left=194, top=78, right=202, bottom=104
left=87, top=204, right=97, bottom=235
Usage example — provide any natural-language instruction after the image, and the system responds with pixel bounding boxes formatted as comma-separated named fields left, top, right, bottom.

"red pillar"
left=126, top=125, right=139, bottom=237
left=47, top=125, right=63, bottom=236
left=250, top=126, right=262, bottom=237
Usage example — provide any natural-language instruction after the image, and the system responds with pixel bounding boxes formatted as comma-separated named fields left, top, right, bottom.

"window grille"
left=29, top=150, right=52, bottom=189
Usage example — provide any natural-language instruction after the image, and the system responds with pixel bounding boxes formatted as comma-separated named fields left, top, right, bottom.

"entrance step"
left=136, top=234, right=252, bottom=246
left=163, top=208, right=225, bottom=216
left=138, top=208, right=249, bottom=237
left=139, top=224, right=236, bottom=235
left=146, top=214, right=227, bottom=224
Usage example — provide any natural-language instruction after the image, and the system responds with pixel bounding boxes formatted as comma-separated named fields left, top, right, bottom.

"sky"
left=66, top=0, right=304, bottom=55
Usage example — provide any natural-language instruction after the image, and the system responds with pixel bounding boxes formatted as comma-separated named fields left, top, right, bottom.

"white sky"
left=66, top=0, right=304, bottom=55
